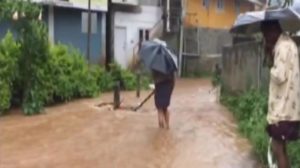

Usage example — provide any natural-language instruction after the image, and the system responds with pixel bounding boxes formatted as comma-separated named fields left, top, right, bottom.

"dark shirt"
left=152, top=70, right=175, bottom=84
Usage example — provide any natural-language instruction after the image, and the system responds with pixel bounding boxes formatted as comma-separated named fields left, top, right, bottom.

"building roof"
left=31, top=0, right=108, bottom=12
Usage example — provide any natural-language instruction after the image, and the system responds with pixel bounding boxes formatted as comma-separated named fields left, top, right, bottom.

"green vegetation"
left=0, top=32, right=20, bottom=114
left=0, top=0, right=149, bottom=115
left=221, top=90, right=300, bottom=166
left=0, top=32, right=149, bottom=115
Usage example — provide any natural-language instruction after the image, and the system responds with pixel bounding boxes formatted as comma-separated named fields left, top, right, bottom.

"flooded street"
left=0, top=79, right=260, bottom=168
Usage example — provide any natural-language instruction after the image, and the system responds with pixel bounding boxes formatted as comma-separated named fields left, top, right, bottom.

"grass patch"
left=221, top=90, right=300, bottom=166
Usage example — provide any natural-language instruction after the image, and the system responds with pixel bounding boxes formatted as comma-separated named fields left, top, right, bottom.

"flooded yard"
left=0, top=79, right=260, bottom=168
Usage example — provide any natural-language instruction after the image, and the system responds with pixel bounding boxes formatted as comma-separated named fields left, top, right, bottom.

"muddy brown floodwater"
left=0, top=79, right=261, bottom=168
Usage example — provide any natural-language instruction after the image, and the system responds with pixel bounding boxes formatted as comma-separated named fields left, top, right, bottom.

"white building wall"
left=114, top=6, right=163, bottom=68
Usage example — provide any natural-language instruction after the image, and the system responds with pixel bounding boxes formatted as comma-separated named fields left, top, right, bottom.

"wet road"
left=0, top=79, right=260, bottom=168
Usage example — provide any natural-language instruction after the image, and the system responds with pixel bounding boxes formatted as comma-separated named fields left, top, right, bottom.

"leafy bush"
left=90, top=65, right=114, bottom=92
left=0, top=0, right=150, bottom=115
left=103, top=63, right=150, bottom=91
left=48, top=44, right=100, bottom=102
left=49, top=44, right=76, bottom=101
left=2, top=1, right=102, bottom=114
left=221, top=90, right=300, bottom=166
left=19, top=20, right=52, bottom=115
left=0, top=32, right=20, bottom=113
left=0, top=32, right=150, bottom=116
left=121, top=70, right=137, bottom=90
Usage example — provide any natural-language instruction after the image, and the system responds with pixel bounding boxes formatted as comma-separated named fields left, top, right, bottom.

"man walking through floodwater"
left=139, top=38, right=177, bottom=129
left=261, top=20, right=300, bottom=168
left=152, top=70, right=175, bottom=129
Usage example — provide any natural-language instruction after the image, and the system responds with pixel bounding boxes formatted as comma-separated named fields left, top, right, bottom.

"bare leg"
left=272, top=139, right=290, bottom=168
left=157, top=109, right=164, bottom=128
left=163, top=110, right=170, bottom=129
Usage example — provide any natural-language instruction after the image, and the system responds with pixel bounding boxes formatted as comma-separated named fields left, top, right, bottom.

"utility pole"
left=105, top=0, right=114, bottom=71
left=87, top=0, right=91, bottom=63
left=179, top=0, right=186, bottom=77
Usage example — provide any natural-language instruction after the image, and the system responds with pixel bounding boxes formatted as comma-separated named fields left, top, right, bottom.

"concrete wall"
left=199, top=28, right=232, bottom=55
left=184, top=27, right=232, bottom=56
left=222, top=41, right=269, bottom=93
left=181, top=27, right=232, bottom=75
left=161, top=32, right=179, bottom=54
left=114, top=6, right=163, bottom=68
left=222, top=37, right=300, bottom=94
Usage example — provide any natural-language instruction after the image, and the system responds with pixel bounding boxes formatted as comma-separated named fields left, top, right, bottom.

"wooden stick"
left=133, top=90, right=155, bottom=111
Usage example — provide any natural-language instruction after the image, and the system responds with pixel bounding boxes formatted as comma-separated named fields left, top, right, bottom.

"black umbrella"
left=231, top=2, right=300, bottom=34
left=139, top=40, right=178, bottom=75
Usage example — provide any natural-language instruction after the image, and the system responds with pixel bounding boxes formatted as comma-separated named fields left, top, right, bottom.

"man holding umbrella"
left=262, top=20, right=300, bottom=168
left=152, top=69, right=175, bottom=129
left=139, top=39, right=177, bottom=129
left=231, top=4, right=300, bottom=168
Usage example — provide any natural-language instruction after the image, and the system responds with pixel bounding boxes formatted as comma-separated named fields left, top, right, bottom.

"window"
left=217, top=0, right=224, bottom=11
left=139, top=29, right=144, bottom=42
left=82, top=12, right=98, bottom=34
left=202, top=0, right=209, bottom=8
left=145, top=30, right=150, bottom=40
left=138, top=29, right=150, bottom=50
left=235, top=0, right=240, bottom=14
left=139, top=29, right=150, bottom=41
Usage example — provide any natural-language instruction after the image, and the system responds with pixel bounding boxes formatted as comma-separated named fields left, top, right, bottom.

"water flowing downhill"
left=0, top=79, right=261, bottom=168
